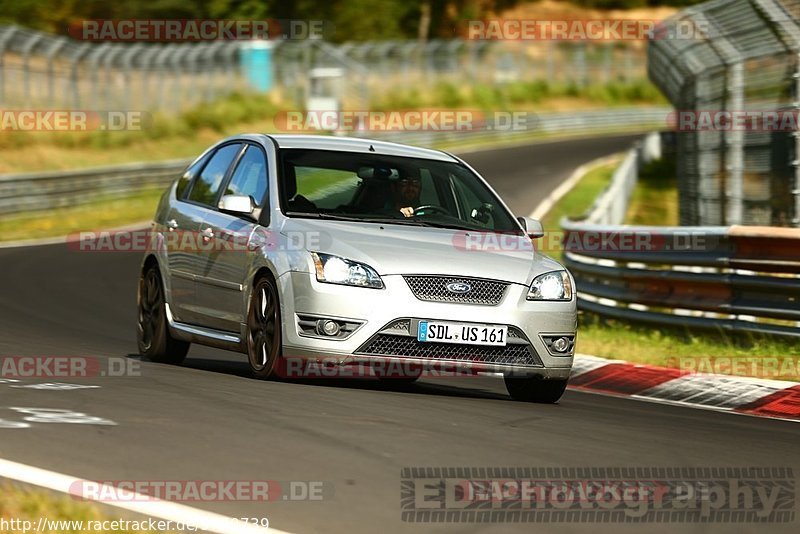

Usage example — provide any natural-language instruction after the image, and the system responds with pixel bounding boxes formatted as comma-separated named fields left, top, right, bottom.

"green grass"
left=0, top=188, right=164, bottom=242
left=577, top=315, right=800, bottom=381
left=0, top=482, right=168, bottom=533
left=540, top=159, right=620, bottom=262
left=371, top=79, right=667, bottom=112
left=625, top=157, right=679, bottom=225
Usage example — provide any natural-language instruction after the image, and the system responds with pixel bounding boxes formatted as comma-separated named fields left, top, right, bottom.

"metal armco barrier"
left=0, top=159, right=190, bottom=215
left=359, top=108, right=668, bottom=149
left=0, top=108, right=669, bottom=216
left=561, top=133, right=800, bottom=338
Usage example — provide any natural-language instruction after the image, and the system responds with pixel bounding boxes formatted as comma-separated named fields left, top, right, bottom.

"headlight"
left=527, top=271, right=572, bottom=301
left=310, top=252, right=384, bottom=289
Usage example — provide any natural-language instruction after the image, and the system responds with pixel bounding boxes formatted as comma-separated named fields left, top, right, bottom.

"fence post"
left=724, top=61, right=744, bottom=225
left=45, top=37, right=67, bottom=108
left=69, top=43, right=92, bottom=109
left=795, top=53, right=800, bottom=227
left=21, top=34, right=43, bottom=107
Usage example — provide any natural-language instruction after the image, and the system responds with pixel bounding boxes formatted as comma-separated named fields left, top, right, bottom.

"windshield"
left=278, top=148, right=522, bottom=233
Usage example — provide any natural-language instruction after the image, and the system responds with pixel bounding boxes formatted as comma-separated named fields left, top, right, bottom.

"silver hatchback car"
left=137, top=134, right=577, bottom=403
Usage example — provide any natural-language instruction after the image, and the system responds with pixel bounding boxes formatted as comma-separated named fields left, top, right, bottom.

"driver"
left=389, top=172, right=422, bottom=217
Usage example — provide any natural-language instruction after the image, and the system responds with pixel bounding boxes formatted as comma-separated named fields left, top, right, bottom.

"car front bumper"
left=278, top=271, right=577, bottom=379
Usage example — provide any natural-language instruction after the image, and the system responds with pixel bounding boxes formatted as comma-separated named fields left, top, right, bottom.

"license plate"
left=417, top=321, right=508, bottom=347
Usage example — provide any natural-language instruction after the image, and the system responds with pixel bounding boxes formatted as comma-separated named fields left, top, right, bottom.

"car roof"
left=263, top=134, right=460, bottom=163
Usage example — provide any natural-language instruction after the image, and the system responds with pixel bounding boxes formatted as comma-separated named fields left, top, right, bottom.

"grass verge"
left=372, top=79, right=666, bottom=112
left=624, top=156, right=679, bottom=225
left=0, top=482, right=168, bottom=533
left=577, top=315, right=800, bottom=382
left=540, top=159, right=620, bottom=263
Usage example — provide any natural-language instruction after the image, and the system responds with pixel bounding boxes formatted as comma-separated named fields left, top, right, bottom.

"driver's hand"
left=400, top=207, right=414, bottom=218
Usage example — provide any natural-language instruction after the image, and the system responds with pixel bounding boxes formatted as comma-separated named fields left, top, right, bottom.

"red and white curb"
left=571, top=354, right=800, bottom=422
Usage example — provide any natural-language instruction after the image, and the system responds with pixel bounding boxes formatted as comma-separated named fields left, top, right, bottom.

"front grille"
left=355, top=319, right=542, bottom=367
left=403, top=276, right=509, bottom=306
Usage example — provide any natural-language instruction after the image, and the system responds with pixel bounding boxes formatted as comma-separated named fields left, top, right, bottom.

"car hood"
left=281, top=218, right=564, bottom=285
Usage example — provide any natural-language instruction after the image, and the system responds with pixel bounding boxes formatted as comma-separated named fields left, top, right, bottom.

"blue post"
left=240, top=40, right=274, bottom=92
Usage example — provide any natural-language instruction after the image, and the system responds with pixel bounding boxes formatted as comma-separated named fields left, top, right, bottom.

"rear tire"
left=137, top=264, right=189, bottom=364
left=504, top=377, right=568, bottom=403
left=246, top=275, right=283, bottom=379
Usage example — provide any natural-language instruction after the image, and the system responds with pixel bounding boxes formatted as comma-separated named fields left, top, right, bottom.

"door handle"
left=166, top=219, right=178, bottom=231
left=201, top=227, right=214, bottom=241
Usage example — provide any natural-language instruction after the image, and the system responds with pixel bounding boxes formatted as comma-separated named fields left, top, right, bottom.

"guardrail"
left=561, top=134, right=800, bottom=338
left=0, top=107, right=669, bottom=216
left=358, top=107, right=669, bottom=149
left=0, top=159, right=191, bottom=216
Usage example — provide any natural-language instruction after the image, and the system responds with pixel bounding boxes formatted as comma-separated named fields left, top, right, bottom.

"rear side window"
left=224, top=145, right=268, bottom=206
left=187, top=144, right=242, bottom=206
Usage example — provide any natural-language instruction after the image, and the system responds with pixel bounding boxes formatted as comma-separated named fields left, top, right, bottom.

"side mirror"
left=517, top=216, right=544, bottom=238
left=219, top=194, right=255, bottom=217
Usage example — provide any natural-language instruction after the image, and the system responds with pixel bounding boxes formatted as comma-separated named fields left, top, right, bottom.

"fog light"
left=552, top=337, right=571, bottom=353
left=316, top=319, right=341, bottom=337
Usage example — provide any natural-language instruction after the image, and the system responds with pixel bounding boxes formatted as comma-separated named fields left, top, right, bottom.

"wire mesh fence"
left=648, top=0, right=800, bottom=227
left=0, top=24, right=648, bottom=115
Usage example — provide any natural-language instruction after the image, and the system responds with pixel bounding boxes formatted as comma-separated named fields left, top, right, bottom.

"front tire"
left=246, top=275, right=282, bottom=379
left=137, top=264, right=189, bottom=364
left=504, top=377, right=568, bottom=403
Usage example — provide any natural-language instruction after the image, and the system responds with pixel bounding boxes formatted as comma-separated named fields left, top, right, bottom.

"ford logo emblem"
left=446, top=282, right=472, bottom=294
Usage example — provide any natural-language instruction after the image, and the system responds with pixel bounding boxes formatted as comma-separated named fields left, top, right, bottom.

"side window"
left=187, top=144, right=242, bottom=206
left=224, top=145, right=268, bottom=206
left=451, top=174, right=494, bottom=228
left=418, top=169, right=438, bottom=205
left=176, top=153, right=210, bottom=199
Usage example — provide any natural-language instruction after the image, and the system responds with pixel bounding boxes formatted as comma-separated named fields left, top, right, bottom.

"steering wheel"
left=413, top=205, right=449, bottom=216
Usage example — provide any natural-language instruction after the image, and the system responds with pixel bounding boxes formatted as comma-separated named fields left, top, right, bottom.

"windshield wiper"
left=290, top=212, right=428, bottom=225
left=408, top=219, right=484, bottom=232
left=285, top=212, right=482, bottom=231
left=285, top=212, right=362, bottom=222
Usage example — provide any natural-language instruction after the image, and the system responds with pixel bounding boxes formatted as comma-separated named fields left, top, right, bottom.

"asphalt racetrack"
left=0, top=134, right=797, bottom=533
